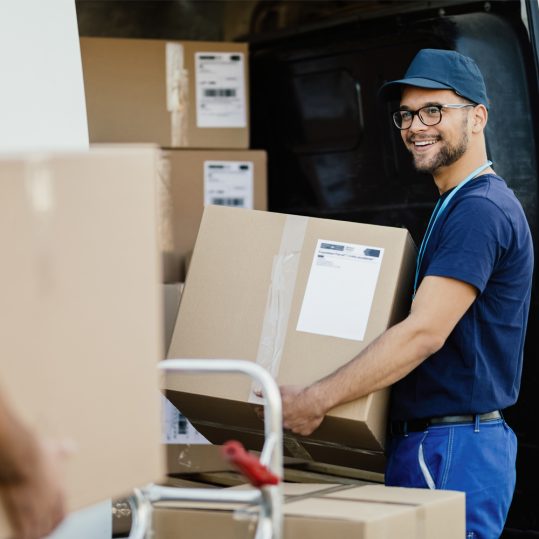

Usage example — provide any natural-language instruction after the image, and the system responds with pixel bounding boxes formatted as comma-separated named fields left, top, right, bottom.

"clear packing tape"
left=232, top=483, right=432, bottom=539
left=166, top=42, right=189, bottom=147
left=156, top=151, right=174, bottom=252
left=24, top=157, right=57, bottom=297
left=249, top=214, right=308, bottom=403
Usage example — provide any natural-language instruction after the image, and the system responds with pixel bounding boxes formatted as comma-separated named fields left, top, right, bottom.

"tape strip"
left=236, top=488, right=430, bottom=538
left=24, top=157, right=57, bottom=295
left=156, top=151, right=174, bottom=251
left=25, top=157, right=54, bottom=214
left=236, top=484, right=363, bottom=520
left=166, top=42, right=189, bottom=146
left=322, top=492, right=431, bottom=538
left=284, top=484, right=359, bottom=505
left=248, top=214, right=308, bottom=402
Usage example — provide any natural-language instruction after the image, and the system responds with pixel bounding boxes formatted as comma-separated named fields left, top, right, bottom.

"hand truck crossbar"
left=127, top=359, right=284, bottom=539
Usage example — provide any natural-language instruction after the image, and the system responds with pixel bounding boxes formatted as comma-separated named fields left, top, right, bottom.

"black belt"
left=390, top=410, right=502, bottom=435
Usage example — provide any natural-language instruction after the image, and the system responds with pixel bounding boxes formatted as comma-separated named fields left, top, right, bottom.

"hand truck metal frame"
left=126, top=359, right=283, bottom=539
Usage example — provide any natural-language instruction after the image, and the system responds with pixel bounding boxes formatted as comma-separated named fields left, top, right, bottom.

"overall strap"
left=413, top=160, right=493, bottom=298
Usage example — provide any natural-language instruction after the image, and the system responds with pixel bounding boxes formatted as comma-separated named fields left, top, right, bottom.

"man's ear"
left=472, top=104, right=488, bottom=133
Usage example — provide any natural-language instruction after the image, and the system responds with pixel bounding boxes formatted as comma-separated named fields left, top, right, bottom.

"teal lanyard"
left=413, top=160, right=492, bottom=298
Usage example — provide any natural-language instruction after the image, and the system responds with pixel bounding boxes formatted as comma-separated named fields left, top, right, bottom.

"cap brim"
left=378, top=77, right=453, bottom=101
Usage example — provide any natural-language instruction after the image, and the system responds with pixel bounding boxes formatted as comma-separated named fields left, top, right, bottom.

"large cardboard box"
left=80, top=37, right=249, bottom=149
left=158, top=149, right=267, bottom=282
left=152, top=483, right=465, bottom=539
left=164, top=205, right=416, bottom=473
left=0, top=146, right=165, bottom=535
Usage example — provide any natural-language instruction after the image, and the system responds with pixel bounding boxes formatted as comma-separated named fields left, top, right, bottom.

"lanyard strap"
left=413, top=160, right=492, bottom=297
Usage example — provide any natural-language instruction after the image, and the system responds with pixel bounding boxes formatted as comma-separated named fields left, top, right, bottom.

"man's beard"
left=408, top=130, right=469, bottom=175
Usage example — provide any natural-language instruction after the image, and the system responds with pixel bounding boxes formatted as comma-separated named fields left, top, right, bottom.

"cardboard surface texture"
left=80, top=37, right=249, bottom=148
left=0, top=146, right=165, bottom=535
left=158, top=149, right=267, bottom=282
left=152, top=483, right=465, bottom=539
left=163, top=282, right=184, bottom=354
left=165, top=205, right=416, bottom=472
left=166, top=444, right=234, bottom=475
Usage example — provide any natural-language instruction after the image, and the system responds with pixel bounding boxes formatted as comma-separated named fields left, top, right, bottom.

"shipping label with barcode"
left=195, top=52, right=246, bottom=128
left=204, top=160, right=254, bottom=208
left=297, top=240, right=384, bottom=341
left=161, top=395, right=210, bottom=445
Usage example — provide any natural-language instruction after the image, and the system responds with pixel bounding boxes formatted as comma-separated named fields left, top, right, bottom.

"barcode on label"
left=204, top=88, right=237, bottom=97
left=211, top=197, right=245, bottom=207
left=177, top=414, right=188, bottom=435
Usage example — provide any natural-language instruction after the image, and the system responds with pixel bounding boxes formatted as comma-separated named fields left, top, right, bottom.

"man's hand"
left=280, top=385, right=326, bottom=436
left=1, top=437, right=71, bottom=539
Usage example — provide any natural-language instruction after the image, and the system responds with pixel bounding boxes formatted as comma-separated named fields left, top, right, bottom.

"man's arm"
left=280, top=275, right=478, bottom=435
left=0, top=392, right=68, bottom=539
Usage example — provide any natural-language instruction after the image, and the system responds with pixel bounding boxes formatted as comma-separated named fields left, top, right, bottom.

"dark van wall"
left=250, top=10, right=538, bottom=240
left=249, top=6, right=538, bottom=538
left=453, top=13, right=538, bottom=233
left=75, top=1, right=538, bottom=536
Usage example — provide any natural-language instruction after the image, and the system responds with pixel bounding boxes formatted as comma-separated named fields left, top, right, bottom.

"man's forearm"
left=306, top=315, right=436, bottom=415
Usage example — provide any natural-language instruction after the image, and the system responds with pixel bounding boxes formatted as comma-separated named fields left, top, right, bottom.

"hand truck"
left=126, top=359, right=283, bottom=539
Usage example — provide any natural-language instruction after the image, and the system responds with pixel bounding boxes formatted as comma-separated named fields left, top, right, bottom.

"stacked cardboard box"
left=165, top=205, right=417, bottom=473
left=80, top=36, right=269, bottom=458
left=80, top=37, right=250, bottom=149
left=0, top=146, right=165, bottom=536
left=158, top=149, right=267, bottom=283
left=152, top=483, right=465, bottom=538
left=80, top=37, right=268, bottom=282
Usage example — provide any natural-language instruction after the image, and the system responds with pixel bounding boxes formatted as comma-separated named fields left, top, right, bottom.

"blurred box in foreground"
left=0, top=146, right=165, bottom=535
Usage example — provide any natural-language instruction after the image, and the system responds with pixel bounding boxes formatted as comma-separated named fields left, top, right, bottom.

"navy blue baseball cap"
left=379, top=48, right=489, bottom=108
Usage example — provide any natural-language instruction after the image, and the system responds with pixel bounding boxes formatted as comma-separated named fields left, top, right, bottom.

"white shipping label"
left=296, top=240, right=384, bottom=341
left=195, top=51, right=246, bottom=127
left=161, top=396, right=209, bottom=444
left=204, top=160, right=254, bottom=208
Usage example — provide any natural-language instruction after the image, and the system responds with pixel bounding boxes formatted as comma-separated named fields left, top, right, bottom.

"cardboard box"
left=158, top=149, right=267, bottom=282
left=0, top=146, right=165, bottom=535
left=166, top=444, right=234, bottom=475
left=163, top=282, right=184, bottom=353
left=164, top=205, right=416, bottom=473
left=152, top=483, right=465, bottom=539
left=80, top=37, right=249, bottom=149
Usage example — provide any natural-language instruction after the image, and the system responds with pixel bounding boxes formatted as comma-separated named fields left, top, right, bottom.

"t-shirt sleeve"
left=424, top=196, right=510, bottom=293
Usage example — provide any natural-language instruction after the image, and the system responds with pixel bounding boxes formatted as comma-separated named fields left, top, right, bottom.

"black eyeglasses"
left=392, top=103, right=476, bottom=130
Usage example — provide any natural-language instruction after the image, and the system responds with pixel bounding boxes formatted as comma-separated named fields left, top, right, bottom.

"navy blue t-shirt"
left=390, top=174, right=534, bottom=420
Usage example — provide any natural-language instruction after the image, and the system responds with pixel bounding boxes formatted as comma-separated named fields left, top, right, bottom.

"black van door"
left=250, top=2, right=539, bottom=537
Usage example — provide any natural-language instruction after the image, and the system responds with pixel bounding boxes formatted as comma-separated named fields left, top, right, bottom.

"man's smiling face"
left=399, top=87, right=473, bottom=175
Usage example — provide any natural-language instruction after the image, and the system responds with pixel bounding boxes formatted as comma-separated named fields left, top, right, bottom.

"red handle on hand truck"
left=221, top=440, right=280, bottom=487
